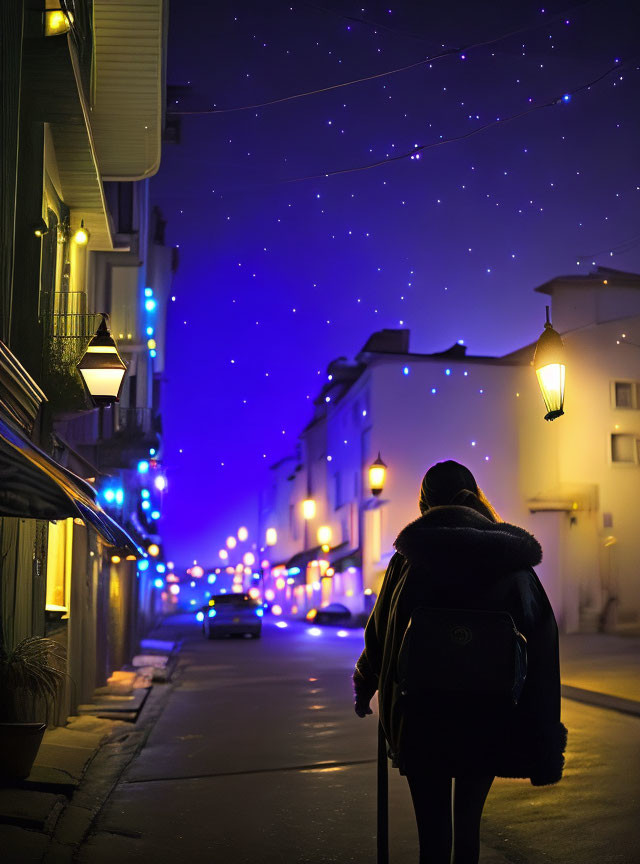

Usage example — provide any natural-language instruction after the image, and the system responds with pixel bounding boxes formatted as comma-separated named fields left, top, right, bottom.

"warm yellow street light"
left=266, top=527, right=277, bottom=546
left=237, top=526, right=249, bottom=542
left=317, top=525, right=332, bottom=550
left=534, top=306, right=565, bottom=421
left=226, top=536, right=237, bottom=549
left=369, top=452, right=387, bottom=497
left=302, top=499, right=316, bottom=520
left=77, top=314, right=127, bottom=405
left=72, top=220, right=89, bottom=246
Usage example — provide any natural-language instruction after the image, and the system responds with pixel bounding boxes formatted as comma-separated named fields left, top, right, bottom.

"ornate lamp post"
left=534, top=307, right=565, bottom=421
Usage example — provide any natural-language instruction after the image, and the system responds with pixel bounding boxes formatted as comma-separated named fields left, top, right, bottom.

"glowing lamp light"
left=154, top=475, right=167, bottom=492
left=169, top=583, right=180, bottom=595
left=145, top=298, right=157, bottom=312
left=138, top=560, right=149, bottom=572
left=192, top=565, right=204, bottom=578
left=166, top=573, right=178, bottom=582
left=534, top=306, right=565, bottom=421
left=147, top=544, right=160, bottom=557
left=317, top=525, right=332, bottom=546
left=265, top=589, right=275, bottom=601
left=369, top=452, right=387, bottom=497
left=243, top=552, right=255, bottom=566
left=249, top=587, right=261, bottom=600
left=266, top=527, right=277, bottom=546
left=45, top=9, right=72, bottom=36
left=364, top=588, right=373, bottom=596
left=275, top=621, right=288, bottom=629
left=308, top=627, right=322, bottom=637
left=33, top=217, right=49, bottom=237
left=156, top=563, right=166, bottom=573
left=111, top=555, right=121, bottom=564
left=77, top=315, right=127, bottom=405
left=306, top=609, right=317, bottom=621
left=196, top=611, right=204, bottom=622
left=207, top=574, right=216, bottom=584
left=302, top=499, right=316, bottom=520
left=271, top=604, right=283, bottom=616
left=275, top=577, right=286, bottom=590
left=226, top=536, right=237, bottom=549
left=154, top=578, right=164, bottom=589
left=72, top=221, right=89, bottom=246
left=208, top=608, right=217, bottom=617
left=238, top=526, right=249, bottom=542
left=147, top=339, right=157, bottom=350
left=337, top=630, right=349, bottom=638
left=219, top=549, right=229, bottom=560
left=141, top=500, right=151, bottom=511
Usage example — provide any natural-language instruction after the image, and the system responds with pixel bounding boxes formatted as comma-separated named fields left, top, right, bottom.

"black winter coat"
left=353, top=505, right=568, bottom=785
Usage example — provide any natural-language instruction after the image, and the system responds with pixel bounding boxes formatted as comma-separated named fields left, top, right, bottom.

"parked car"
left=202, top=593, right=263, bottom=639
left=308, top=603, right=351, bottom=626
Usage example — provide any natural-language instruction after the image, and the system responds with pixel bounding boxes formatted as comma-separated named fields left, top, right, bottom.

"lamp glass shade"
left=369, top=452, right=387, bottom=496
left=77, top=320, right=127, bottom=405
left=317, top=525, right=332, bottom=545
left=536, top=363, right=565, bottom=420
left=302, top=499, right=316, bottom=520
left=265, top=528, right=277, bottom=546
left=533, top=315, right=565, bottom=421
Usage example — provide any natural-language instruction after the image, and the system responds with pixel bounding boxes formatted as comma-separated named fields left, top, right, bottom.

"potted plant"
left=0, top=637, right=66, bottom=780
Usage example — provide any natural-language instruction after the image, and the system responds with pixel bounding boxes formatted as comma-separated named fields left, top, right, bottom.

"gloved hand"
left=354, top=698, right=373, bottom=718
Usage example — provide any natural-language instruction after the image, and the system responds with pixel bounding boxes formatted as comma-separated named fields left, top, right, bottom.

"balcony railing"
left=40, top=296, right=99, bottom=412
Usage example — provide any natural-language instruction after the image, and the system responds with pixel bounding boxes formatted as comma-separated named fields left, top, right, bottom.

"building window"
left=611, top=433, right=638, bottom=464
left=289, top=504, right=298, bottom=541
left=46, top=519, right=73, bottom=612
left=334, top=472, right=343, bottom=510
left=612, top=381, right=640, bottom=409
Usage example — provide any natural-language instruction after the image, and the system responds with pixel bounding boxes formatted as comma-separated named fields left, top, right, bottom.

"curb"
left=561, top=684, right=640, bottom=717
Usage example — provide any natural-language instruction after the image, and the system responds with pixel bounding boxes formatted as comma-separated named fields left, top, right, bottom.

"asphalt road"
left=78, top=614, right=640, bottom=863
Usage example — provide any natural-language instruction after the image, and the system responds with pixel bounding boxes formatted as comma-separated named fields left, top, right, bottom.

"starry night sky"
left=151, top=0, right=640, bottom=567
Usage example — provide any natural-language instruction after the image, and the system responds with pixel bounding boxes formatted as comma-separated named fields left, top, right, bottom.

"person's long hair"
left=450, top=487, right=502, bottom=523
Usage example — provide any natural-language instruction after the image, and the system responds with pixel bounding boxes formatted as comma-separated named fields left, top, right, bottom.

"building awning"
left=0, top=415, right=141, bottom=555
left=331, top=548, right=362, bottom=573
left=285, top=546, right=322, bottom=571
left=527, top=485, right=598, bottom=514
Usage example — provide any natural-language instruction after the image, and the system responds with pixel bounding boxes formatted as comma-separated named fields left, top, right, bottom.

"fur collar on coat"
left=394, top=505, right=542, bottom=577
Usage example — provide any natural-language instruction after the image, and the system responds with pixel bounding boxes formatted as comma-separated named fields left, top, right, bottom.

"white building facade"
left=260, top=267, right=640, bottom=633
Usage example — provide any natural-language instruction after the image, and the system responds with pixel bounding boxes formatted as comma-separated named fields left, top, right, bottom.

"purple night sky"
left=151, top=0, right=640, bottom=567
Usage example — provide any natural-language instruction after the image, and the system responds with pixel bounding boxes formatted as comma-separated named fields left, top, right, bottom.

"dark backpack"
left=397, top=607, right=528, bottom=706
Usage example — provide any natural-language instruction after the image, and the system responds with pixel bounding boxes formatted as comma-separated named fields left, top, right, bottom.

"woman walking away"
left=354, top=460, right=567, bottom=864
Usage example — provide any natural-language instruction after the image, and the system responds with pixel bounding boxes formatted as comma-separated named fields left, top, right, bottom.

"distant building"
left=260, top=267, right=640, bottom=634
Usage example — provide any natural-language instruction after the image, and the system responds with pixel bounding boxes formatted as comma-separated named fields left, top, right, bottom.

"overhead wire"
left=168, top=1, right=596, bottom=116
left=284, top=57, right=636, bottom=182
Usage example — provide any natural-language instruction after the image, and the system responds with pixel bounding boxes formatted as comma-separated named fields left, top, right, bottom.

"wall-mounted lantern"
left=265, top=527, right=277, bottom=546
left=302, top=499, right=316, bottom=520
left=534, top=306, right=565, bottom=421
left=77, top=314, right=127, bottom=405
left=369, top=452, right=387, bottom=497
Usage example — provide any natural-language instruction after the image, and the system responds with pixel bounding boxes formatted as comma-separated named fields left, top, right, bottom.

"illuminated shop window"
left=46, top=519, right=73, bottom=612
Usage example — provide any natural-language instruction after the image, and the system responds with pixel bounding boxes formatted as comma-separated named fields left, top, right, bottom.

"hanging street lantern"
left=534, top=306, right=565, bottom=421
left=369, top=452, right=387, bottom=497
left=265, top=527, right=277, bottom=546
left=77, top=314, right=127, bottom=405
left=302, top=498, right=316, bottom=520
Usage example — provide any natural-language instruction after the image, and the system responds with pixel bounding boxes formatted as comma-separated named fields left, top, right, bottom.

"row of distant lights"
left=143, top=288, right=158, bottom=358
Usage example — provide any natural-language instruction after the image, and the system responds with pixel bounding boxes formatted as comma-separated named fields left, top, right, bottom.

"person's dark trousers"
left=406, top=773, right=494, bottom=864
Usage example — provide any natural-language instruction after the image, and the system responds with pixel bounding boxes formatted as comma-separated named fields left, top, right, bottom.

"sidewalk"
left=560, top=632, right=640, bottom=715
left=0, top=638, right=178, bottom=863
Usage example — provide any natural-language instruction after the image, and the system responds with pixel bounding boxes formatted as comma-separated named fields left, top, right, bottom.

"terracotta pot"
left=0, top=722, right=46, bottom=780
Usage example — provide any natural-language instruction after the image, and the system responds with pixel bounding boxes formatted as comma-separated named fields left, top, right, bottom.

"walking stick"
left=377, top=719, right=389, bottom=864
